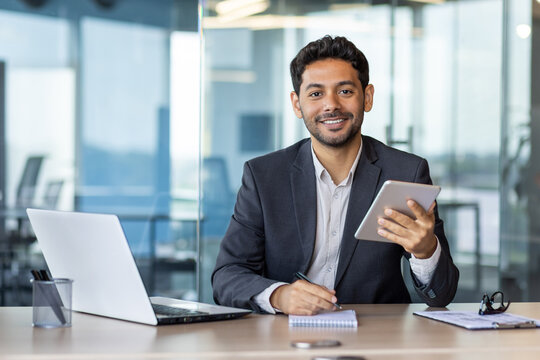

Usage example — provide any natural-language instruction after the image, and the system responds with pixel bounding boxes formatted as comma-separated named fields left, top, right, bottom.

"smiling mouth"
left=316, top=111, right=351, bottom=125
left=322, top=119, right=345, bottom=125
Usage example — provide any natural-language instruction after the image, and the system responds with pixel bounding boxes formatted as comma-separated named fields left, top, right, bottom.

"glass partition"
left=0, top=8, right=75, bottom=305
left=0, top=10, right=74, bottom=215
left=0, top=0, right=199, bottom=305
left=499, top=0, right=534, bottom=301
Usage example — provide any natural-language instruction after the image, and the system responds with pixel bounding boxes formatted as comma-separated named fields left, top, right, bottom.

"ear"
left=363, top=84, right=374, bottom=112
left=290, top=91, right=303, bottom=119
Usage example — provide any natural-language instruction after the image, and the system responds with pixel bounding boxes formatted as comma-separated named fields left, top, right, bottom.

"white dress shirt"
left=253, top=142, right=441, bottom=313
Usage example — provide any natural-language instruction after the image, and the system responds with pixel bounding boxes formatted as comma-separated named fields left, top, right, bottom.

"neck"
left=312, top=134, right=362, bottom=184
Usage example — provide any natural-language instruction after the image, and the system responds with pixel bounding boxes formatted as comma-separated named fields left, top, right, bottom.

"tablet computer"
left=354, top=180, right=441, bottom=242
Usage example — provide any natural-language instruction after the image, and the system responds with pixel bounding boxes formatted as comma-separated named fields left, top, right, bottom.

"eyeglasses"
left=479, top=291, right=511, bottom=315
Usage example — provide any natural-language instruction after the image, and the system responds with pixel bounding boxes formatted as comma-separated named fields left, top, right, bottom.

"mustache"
left=315, top=111, right=353, bottom=122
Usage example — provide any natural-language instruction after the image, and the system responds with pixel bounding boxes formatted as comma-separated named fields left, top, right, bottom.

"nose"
left=323, top=93, right=341, bottom=112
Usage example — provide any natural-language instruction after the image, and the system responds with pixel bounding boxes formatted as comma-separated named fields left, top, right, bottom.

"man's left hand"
left=376, top=200, right=437, bottom=259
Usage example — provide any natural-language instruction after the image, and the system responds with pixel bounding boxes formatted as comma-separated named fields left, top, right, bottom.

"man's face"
left=290, top=58, right=374, bottom=148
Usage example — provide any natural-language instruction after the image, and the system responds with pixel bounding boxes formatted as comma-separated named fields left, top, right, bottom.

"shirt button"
left=333, top=194, right=339, bottom=199
left=331, top=230, right=337, bottom=236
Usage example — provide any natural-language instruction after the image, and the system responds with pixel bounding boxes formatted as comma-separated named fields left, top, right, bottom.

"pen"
left=294, top=272, right=343, bottom=310
left=39, top=269, right=51, bottom=281
left=31, top=269, right=67, bottom=325
left=493, top=320, right=537, bottom=329
left=31, top=269, right=42, bottom=281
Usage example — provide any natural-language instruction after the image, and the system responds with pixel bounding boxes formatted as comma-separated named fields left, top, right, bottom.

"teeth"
left=323, top=119, right=344, bottom=124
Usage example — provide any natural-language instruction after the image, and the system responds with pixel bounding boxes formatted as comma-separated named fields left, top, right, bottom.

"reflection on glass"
left=0, top=10, right=74, bottom=212
left=0, top=1, right=200, bottom=305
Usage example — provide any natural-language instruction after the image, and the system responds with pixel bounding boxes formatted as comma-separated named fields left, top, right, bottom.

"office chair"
left=0, top=155, right=45, bottom=305
left=42, top=180, right=64, bottom=209
left=15, top=156, right=44, bottom=209
left=9, top=155, right=45, bottom=240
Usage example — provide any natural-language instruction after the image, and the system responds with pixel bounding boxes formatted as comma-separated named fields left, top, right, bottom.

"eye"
left=339, top=89, right=353, bottom=95
left=309, top=91, right=322, bottom=97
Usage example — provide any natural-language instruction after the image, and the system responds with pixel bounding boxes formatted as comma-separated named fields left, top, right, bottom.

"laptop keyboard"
left=152, top=303, right=209, bottom=317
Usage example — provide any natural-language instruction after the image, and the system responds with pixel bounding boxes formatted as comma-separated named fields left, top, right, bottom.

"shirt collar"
left=311, top=139, right=363, bottom=186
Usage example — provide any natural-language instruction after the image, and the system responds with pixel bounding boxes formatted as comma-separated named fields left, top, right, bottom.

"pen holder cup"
left=31, top=278, right=73, bottom=328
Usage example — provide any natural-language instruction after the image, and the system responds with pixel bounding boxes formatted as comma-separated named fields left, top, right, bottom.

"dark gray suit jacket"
left=212, top=136, right=459, bottom=312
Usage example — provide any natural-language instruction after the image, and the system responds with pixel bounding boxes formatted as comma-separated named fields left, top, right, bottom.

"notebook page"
left=289, top=310, right=358, bottom=327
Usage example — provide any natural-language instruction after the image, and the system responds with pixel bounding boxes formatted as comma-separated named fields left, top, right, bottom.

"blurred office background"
left=0, top=0, right=538, bottom=306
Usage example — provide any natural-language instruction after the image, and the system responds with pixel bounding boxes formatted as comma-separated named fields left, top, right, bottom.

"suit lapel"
left=335, top=136, right=381, bottom=288
left=290, top=140, right=317, bottom=272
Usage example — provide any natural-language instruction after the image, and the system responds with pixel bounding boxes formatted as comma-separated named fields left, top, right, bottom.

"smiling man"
left=212, top=35, right=459, bottom=315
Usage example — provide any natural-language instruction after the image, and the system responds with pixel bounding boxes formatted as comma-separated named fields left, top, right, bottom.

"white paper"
left=414, top=310, right=540, bottom=330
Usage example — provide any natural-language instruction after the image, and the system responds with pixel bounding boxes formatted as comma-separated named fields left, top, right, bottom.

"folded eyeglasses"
left=479, top=291, right=511, bottom=315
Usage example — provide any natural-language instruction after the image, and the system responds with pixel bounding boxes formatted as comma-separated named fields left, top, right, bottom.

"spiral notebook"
left=289, top=310, right=358, bottom=328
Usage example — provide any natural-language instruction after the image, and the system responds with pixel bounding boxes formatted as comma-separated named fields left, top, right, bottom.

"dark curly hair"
left=290, top=35, right=369, bottom=95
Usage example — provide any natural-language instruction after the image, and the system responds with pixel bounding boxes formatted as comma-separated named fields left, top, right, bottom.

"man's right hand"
left=269, top=280, right=338, bottom=315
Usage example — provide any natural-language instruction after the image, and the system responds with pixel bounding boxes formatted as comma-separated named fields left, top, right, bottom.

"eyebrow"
left=336, top=80, right=356, bottom=87
left=303, top=80, right=357, bottom=92
left=304, top=83, right=323, bottom=91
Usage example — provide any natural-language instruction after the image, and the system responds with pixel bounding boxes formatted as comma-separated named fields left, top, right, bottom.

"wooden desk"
left=1, top=303, right=540, bottom=359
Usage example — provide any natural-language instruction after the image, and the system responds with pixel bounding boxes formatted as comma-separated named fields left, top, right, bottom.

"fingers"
left=376, top=200, right=437, bottom=258
left=408, top=200, right=436, bottom=219
left=427, top=200, right=436, bottom=214
left=293, top=280, right=337, bottom=314
left=378, top=200, right=434, bottom=234
left=270, top=281, right=338, bottom=315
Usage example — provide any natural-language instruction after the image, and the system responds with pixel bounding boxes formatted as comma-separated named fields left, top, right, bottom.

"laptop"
left=26, top=208, right=251, bottom=325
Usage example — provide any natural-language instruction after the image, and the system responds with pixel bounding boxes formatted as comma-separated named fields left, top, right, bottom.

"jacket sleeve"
left=211, top=162, right=278, bottom=312
left=409, top=158, right=460, bottom=307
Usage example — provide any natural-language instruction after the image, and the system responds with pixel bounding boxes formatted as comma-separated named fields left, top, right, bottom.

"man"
left=212, top=35, right=459, bottom=315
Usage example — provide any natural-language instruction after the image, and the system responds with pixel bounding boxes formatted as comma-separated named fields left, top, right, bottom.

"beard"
left=302, top=110, right=363, bottom=148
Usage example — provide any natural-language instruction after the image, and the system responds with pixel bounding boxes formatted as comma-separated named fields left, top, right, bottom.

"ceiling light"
left=216, top=0, right=269, bottom=16
left=215, top=0, right=270, bottom=23
left=328, top=4, right=370, bottom=11
left=203, top=15, right=374, bottom=32
left=516, top=24, right=531, bottom=39
left=407, top=0, right=445, bottom=4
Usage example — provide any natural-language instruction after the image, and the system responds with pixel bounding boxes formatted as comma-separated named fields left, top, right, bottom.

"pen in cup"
left=294, top=272, right=343, bottom=310
left=30, top=269, right=67, bottom=325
